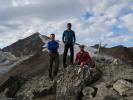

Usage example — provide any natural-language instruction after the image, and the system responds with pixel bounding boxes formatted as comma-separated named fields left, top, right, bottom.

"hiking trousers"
left=49, top=52, right=59, bottom=78
left=63, top=43, right=74, bottom=66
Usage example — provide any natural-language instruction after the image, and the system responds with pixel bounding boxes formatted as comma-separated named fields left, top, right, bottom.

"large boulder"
left=124, top=96, right=133, bottom=100
left=56, top=65, right=102, bottom=100
left=95, top=57, right=133, bottom=82
left=113, top=79, right=133, bottom=96
left=15, top=76, right=56, bottom=100
left=0, top=75, right=26, bottom=98
left=82, top=87, right=95, bottom=98
left=94, top=83, right=123, bottom=100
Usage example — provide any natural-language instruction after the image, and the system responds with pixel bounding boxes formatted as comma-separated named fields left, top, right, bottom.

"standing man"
left=62, top=23, right=76, bottom=68
left=47, top=34, right=59, bottom=80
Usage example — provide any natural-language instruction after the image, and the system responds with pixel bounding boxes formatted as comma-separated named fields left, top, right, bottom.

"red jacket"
left=75, top=51, right=92, bottom=65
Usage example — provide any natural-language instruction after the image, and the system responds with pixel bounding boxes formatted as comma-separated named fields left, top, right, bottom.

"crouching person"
left=75, top=44, right=94, bottom=73
left=47, top=34, right=59, bottom=80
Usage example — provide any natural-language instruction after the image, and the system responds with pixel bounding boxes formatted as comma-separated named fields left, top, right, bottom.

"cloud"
left=0, top=0, right=133, bottom=48
left=120, top=13, right=133, bottom=32
left=0, top=0, right=85, bottom=22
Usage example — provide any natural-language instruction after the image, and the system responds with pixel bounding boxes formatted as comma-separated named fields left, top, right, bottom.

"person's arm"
left=73, top=31, right=76, bottom=44
left=47, top=42, right=51, bottom=50
left=85, top=52, right=92, bottom=64
left=62, top=31, right=65, bottom=43
left=48, top=42, right=56, bottom=50
left=56, top=41, right=59, bottom=49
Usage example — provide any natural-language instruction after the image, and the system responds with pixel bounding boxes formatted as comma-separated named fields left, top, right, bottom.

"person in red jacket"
left=75, top=44, right=92, bottom=69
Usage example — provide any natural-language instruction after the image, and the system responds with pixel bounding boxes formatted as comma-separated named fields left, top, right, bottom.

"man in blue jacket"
left=62, top=23, right=76, bottom=68
left=47, top=34, right=59, bottom=80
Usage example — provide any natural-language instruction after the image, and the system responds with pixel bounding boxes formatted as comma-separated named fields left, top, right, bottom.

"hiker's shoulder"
left=64, top=30, right=75, bottom=32
left=54, top=40, right=59, bottom=44
left=64, top=30, right=68, bottom=33
left=71, top=30, right=75, bottom=33
left=83, top=51, right=89, bottom=55
left=76, top=52, right=81, bottom=55
left=68, top=30, right=75, bottom=33
left=48, top=40, right=57, bottom=44
left=48, top=40, right=52, bottom=44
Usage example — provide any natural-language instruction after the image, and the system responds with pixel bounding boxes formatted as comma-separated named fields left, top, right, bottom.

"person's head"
left=79, top=44, right=85, bottom=52
left=67, top=23, right=72, bottom=30
left=50, top=33, right=55, bottom=40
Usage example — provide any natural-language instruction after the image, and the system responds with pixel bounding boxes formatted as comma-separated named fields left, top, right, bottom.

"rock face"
left=113, top=79, right=133, bottom=96
left=94, top=57, right=133, bottom=82
left=92, top=45, right=133, bottom=65
left=82, top=87, right=95, bottom=98
left=0, top=51, right=19, bottom=75
left=0, top=51, right=18, bottom=62
left=0, top=34, right=133, bottom=100
left=56, top=65, right=102, bottom=100
left=0, top=51, right=54, bottom=99
left=0, top=75, right=26, bottom=98
left=0, top=51, right=18, bottom=64
left=15, top=76, right=56, bottom=100
left=94, top=83, right=123, bottom=100
left=2, top=33, right=46, bottom=57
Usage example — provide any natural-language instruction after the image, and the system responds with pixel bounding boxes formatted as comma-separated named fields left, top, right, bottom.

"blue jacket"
left=62, top=30, right=76, bottom=43
left=47, top=40, right=59, bottom=53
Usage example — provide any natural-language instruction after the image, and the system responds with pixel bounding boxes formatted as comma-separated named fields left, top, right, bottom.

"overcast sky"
left=0, top=0, right=133, bottom=48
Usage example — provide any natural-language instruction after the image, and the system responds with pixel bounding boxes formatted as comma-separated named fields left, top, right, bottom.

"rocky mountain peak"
left=0, top=33, right=133, bottom=100
left=2, top=32, right=46, bottom=57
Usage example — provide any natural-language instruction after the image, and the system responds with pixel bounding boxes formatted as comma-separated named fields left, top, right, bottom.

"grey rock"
left=101, top=63, right=133, bottom=82
left=56, top=65, right=102, bottom=100
left=82, top=87, right=95, bottom=97
left=0, top=51, right=18, bottom=64
left=16, top=76, right=55, bottom=100
left=0, top=98, right=14, bottom=100
left=124, top=96, right=133, bottom=100
left=113, top=79, right=133, bottom=96
left=0, top=33, right=133, bottom=100
left=0, top=75, right=26, bottom=98
left=95, top=83, right=123, bottom=100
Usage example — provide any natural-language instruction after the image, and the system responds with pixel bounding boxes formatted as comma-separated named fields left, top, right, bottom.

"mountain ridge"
left=0, top=33, right=132, bottom=100
left=92, top=44, right=133, bottom=65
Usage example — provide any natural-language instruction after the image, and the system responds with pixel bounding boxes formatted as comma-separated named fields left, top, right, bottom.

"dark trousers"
left=49, top=53, right=59, bottom=78
left=63, top=43, right=74, bottom=65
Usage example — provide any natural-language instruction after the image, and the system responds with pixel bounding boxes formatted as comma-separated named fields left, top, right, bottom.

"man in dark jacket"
left=47, top=34, right=59, bottom=80
left=62, top=23, right=76, bottom=68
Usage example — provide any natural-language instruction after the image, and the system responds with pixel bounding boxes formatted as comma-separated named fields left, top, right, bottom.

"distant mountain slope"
left=0, top=50, right=19, bottom=74
left=93, top=45, right=133, bottom=65
left=2, top=33, right=45, bottom=57
left=129, top=47, right=133, bottom=53
left=2, top=32, right=97, bottom=58
left=0, top=32, right=98, bottom=76
left=0, top=33, right=133, bottom=100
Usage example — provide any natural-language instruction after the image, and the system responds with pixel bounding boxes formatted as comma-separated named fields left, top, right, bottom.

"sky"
left=0, top=0, right=133, bottom=48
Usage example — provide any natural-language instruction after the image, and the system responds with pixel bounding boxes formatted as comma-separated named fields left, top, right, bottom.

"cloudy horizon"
left=0, top=0, right=133, bottom=48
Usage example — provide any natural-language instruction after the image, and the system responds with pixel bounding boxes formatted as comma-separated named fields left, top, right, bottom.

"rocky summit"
left=0, top=33, right=133, bottom=100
